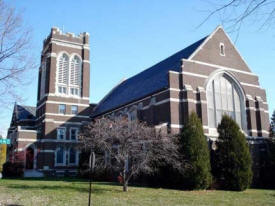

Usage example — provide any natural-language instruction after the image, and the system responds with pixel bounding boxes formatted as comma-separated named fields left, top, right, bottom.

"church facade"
left=7, top=26, right=270, bottom=176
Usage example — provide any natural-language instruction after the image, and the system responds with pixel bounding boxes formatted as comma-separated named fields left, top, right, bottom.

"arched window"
left=57, top=53, right=69, bottom=94
left=207, top=73, right=243, bottom=129
left=69, top=55, right=82, bottom=96
left=56, top=53, right=82, bottom=96
left=69, top=147, right=77, bottom=165
left=56, top=147, right=65, bottom=165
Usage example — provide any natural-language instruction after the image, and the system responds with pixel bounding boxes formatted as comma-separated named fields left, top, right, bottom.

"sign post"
left=88, top=150, right=95, bottom=206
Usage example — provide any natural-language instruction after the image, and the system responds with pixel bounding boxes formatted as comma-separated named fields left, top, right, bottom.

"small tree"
left=179, top=112, right=212, bottom=189
left=270, top=110, right=275, bottom=138
left=0, top=144, right=7, bottom=172
left=214, top=115, right=252, bottom=191
left=80, top=117, right=181, bottom=192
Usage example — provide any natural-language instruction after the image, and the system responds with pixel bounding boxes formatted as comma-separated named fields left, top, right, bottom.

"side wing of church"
left=6, top=26, right=270, bottom=177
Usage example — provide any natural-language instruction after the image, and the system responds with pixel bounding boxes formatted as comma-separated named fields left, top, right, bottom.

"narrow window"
left=128, top=110, right=137, bottom=121
left=104, top=151, right=110, bottom=167
left=56, top=147, right=65, bottom=164
left=70, top=128, right=78, bottom=140
left=220, top=43, right=225, bottom=56
left=69, top=148, right=77, bottom=164
left=71, top=105, right=78, bottom=115
left=58, top=54, right=69, bottom=85
left=40, top=61, right=46, bottom=99
left=62, top=87, right=67, bottom=94
left=70, top=56, right=81, bottom=86
left=58, top=86, right=62, bottom=93
left=69, top=55, right=82, bottom=97
left=70, top=88, right=74, bottom=95
left=57, top=128, right=66, bottom=140
left=59, top=104, right=66, bottom=114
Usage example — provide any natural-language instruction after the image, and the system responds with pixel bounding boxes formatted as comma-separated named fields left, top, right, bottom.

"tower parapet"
left=43, top=27, right=89, bottom=47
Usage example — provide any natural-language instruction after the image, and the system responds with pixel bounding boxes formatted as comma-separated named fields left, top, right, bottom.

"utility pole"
left=88, top=150, right=95, bottom=206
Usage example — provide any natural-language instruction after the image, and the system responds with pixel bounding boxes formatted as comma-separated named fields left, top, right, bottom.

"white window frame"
left=206, top=73, right=245, bottom=132
left=55, top=146, right=66, bottom=166
left=58, top=104, right=66, bottom=114
left=57, top=127, right=66, bottom=140
left=56, top=53, right=69, bottom=95
left=55, top=52, right=82, bottom=97
left=71, top=105, right=78, bottom=115
left=69, top=127, right=79, bottom=141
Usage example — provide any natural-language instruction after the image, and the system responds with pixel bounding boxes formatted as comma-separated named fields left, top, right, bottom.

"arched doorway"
left=26, top=147, right=34, bottom=169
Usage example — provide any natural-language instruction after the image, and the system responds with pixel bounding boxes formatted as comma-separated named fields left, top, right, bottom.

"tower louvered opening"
left=56, top=53, right=82, bottom=96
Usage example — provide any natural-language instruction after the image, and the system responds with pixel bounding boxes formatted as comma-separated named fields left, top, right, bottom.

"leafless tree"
left=199, top=0, right=275, bottom=37
left=0, top=0, right=35, bottom=105
left=79, top=117, right=184, bottom=192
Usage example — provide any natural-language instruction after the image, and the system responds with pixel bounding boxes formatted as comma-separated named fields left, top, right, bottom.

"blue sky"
left=1, top=0, right=274, bottom=136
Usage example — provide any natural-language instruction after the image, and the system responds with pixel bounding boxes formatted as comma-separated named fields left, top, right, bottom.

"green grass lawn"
left=0, top=178, right=275, bottom=206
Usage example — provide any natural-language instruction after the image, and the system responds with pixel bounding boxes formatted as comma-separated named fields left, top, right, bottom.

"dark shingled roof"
left=16, top=105, right=36, bottom=121
left=92, top=36, right=208, bottom=117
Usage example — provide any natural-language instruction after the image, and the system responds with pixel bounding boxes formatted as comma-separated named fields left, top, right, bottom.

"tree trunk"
left=122, top=169, right=128, bottom=192
left=123, top=182, right=128, bottom=192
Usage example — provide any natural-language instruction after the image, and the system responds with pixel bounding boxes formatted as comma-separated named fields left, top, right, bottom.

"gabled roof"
left=92, top=35, right=208, bottom=117
left=14, top=104, right=36, bottom=121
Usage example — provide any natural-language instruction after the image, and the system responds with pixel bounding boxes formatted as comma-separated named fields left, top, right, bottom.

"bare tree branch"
left=0, top=0, right=35, bottom=106
left=79, top=117, right=185, bottom=192
left=197, top=0, right=237, bottom=29
left=198, top=0, right=275, bottom=37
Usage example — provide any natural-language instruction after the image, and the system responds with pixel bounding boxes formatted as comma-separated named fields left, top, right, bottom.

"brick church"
left=6, top=26, right=270, bottom=177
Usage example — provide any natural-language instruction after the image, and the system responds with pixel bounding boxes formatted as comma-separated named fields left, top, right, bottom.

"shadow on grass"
left=4, top=182, right=124, bottom=194
left=5, top=205, right=23, bottom=206
left=3, top=177, right=88, bottom=182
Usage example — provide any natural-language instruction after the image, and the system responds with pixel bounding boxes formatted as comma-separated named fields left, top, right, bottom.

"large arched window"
left=56, top=53, right=82, bottom=96
left=207, top=73, right=244, bottom=129
left=57, top=53, right=69, bottom=94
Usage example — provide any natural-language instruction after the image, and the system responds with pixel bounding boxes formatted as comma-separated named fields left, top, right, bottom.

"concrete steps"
left=24, top=169, right=44, bottom=178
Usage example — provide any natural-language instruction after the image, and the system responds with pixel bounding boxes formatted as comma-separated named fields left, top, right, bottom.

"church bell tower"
left=35, top=27, right=90, bottom=174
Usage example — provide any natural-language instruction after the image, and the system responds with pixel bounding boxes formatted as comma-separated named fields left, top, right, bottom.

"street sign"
left=0, top=139, right=10, bottom=144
